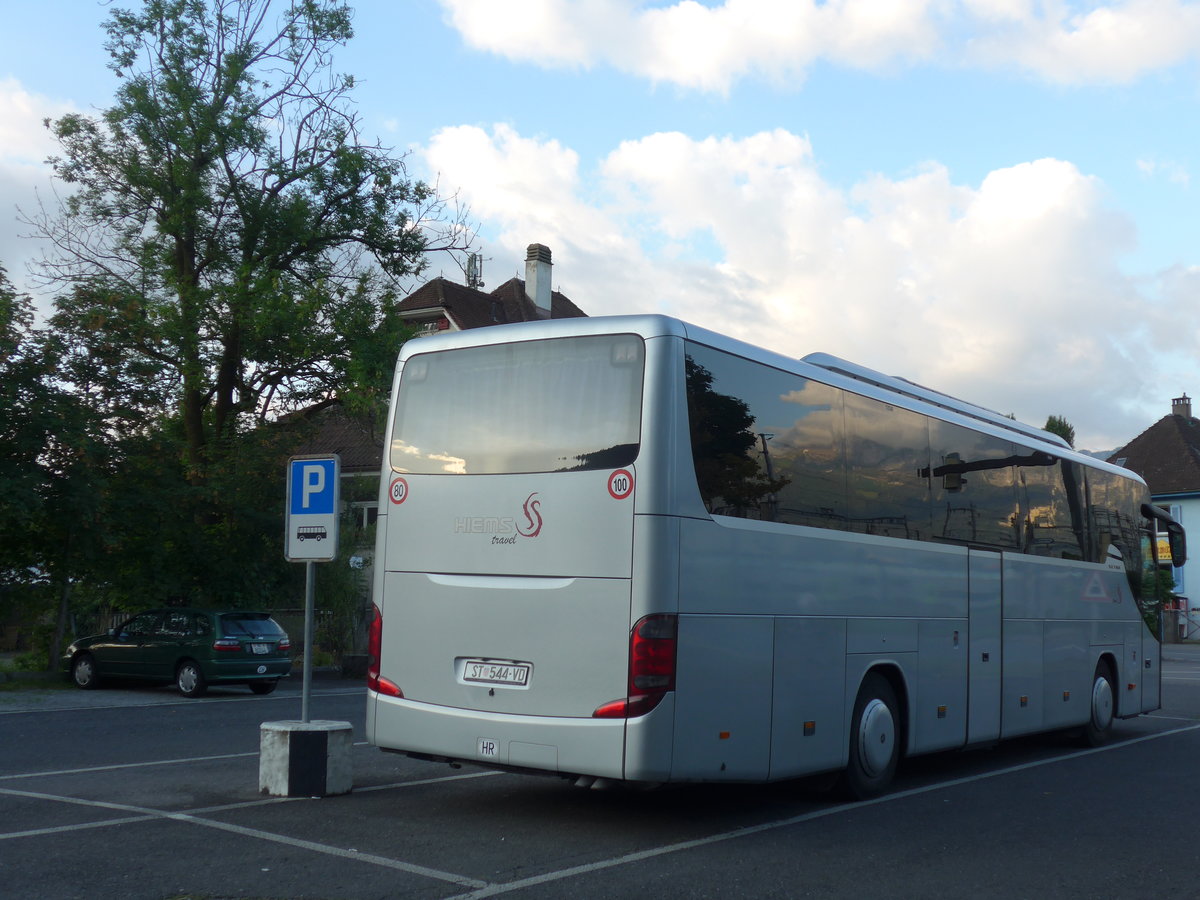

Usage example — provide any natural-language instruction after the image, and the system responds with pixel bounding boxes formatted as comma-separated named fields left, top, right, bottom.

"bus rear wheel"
left=842, top=673, right=900, bottom=800
left=1083, top=661, right=1115, bottom=747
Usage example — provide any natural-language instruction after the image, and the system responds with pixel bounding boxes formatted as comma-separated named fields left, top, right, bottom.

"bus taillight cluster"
left=367, top=603, right=403, bottom=698
left=593, top=614, right=677, bottom=718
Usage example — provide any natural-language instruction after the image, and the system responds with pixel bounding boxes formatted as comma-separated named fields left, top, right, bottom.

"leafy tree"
left=0, top=265, right=42, bottom=559
left=0, top=266, right=113, bottom=668
left=9, top=2, right=470, bottom=660
left=27, top=0, right=466, bottom=485
left=1045, top=414, right=1075, bottom=449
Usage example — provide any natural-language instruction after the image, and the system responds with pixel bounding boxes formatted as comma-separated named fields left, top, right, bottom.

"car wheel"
left=842, top=672, right=901, bottom=800
left=71, top=653, right=100, bottom=690
left=249, top=679, right=278, bottom=695
left=176, top=660, right=208, bottom=698
left=1082, top=660, right=1115, bottom=747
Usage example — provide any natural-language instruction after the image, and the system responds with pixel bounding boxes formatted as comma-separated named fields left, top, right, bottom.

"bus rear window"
left=390, top=334, right=645, bottom=475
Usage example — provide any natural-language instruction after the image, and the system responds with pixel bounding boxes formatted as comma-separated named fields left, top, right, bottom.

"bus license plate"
left=250, top=643, right=269, bottom=655
left=463, top=660, right=530, bottom=687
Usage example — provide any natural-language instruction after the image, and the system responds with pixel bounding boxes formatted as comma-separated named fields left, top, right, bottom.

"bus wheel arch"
left=1083, top=656, right=1117, bottom=747
left=842, top=667, right=906, bottom=800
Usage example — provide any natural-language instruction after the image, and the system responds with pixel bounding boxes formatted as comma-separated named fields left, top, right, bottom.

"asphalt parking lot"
left=4, top=647, right=1200, bottom=900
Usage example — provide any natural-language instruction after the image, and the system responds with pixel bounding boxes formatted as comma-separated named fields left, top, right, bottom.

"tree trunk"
left=48, top=574, right=72, bottom=674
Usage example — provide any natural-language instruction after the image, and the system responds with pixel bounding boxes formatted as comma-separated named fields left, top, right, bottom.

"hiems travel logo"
left=454, top=493, right=543, bottom=545
left=516, top=492, right=543, bottom=538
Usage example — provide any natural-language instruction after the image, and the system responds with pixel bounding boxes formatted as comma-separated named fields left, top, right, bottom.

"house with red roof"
left=396, top=243, right=585, bottom=335
left=1108, top=394, right=1199, bottom=639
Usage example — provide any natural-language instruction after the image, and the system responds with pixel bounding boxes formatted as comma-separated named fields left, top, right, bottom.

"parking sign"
left=286, top=455, right=340, bottom=561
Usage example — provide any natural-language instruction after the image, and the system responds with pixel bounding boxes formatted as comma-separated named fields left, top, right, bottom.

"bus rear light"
left=367, top=603, right=404, bottom=698
left=593, top=614, right=677, bottom=719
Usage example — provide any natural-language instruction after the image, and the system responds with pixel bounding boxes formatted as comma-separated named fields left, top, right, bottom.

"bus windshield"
left=389, top=333, right=645, bottom=475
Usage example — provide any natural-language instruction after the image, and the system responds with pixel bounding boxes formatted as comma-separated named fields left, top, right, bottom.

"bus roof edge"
left=801, top=351, right=1072, bottom=450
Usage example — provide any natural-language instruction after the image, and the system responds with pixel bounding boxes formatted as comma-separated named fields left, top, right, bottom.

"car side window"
left=191, top=615, right=212, bottom=638
left=160, top=612, right=191, bottom=639
left=124, top=612, right=161, bottom=637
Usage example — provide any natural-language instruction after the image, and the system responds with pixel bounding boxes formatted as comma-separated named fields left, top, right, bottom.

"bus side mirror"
left=1143, top=503, right=1187, bottom=567
left=1166, top=521, right=1187, bottom=567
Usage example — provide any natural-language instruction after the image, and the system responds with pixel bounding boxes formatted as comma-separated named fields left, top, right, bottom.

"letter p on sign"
left=301, top=464, right=325, bottom=509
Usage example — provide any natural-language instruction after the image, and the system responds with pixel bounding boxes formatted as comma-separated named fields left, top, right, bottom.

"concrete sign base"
left=259, top=720, right=353, bottom=797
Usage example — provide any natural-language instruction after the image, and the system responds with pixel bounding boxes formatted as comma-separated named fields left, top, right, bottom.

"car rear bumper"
left=207, top=658, right=292, bottom=682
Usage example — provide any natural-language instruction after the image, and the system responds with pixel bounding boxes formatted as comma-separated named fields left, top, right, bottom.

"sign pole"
left=261, top=454, right=350, bottom=798
left=302, top=560, right=315, bottom=724
left=283, top=454, right=341, bottom=725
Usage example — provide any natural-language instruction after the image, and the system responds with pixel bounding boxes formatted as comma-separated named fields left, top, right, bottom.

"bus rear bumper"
left=367, top=692, right=673, bottom=782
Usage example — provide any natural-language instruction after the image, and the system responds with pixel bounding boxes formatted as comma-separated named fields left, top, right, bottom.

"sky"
left=2, top=0, right=1199, bottom=452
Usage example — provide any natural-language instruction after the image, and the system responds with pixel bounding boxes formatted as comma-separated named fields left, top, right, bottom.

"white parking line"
left=5, top=723, right=1199, bottom=896
left=0, top=742, right=383, bottom=782
left=0, top=751, right=259, bottom=781
left=0, top=686, right=364, bottom=716
left=0, top=785, right=487, bottom=889
left=443, top=722, right=1200, bottom=899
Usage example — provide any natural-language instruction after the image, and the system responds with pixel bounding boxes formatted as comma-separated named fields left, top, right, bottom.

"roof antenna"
left=466, top=253, right=485, bottom=290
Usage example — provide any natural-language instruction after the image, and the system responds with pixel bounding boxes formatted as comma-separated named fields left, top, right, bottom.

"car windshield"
left=220, top=614, right=285, bottom=638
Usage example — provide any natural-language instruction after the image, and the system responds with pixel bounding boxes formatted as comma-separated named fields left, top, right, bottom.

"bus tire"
left=1083, top=660, right=1115, bottom=747
left=843, top=673, right=901, bottom=800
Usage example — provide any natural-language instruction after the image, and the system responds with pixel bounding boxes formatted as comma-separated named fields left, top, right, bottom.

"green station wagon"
left=62, top=608, right=292, bottom=697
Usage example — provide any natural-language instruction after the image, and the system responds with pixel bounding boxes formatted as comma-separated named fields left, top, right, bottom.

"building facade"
left=1108, top=394, right=1198, bottom=640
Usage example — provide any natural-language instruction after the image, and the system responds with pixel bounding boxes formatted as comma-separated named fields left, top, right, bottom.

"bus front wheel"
left=1083, top=661, right=1115, bottom=747
left=843, top=673, right=900, bottom=800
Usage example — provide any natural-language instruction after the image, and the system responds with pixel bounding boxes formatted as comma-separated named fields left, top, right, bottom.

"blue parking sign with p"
left=286, top=455, right=339, bottom=562
left=290, top=459, right=336, bottom=515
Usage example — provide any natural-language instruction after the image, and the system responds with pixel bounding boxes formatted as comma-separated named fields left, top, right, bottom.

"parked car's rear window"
left=220, top=614, right=285, bottom=638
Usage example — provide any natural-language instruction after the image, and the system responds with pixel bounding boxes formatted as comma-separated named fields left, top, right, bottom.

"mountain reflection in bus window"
left=844, top=393, right=930, bottom=541
left=1014, top=447, right=1087, bottom=560
left=928, top=421, right=1020, bottom=549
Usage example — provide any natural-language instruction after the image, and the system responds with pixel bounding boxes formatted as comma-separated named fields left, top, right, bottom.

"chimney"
left=1173, top=394, right=1192, bottom=418
left=524, top=243, right=553, bottom=319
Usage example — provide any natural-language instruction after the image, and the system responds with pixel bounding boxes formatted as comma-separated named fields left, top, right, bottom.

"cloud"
left=1137, top=157, right=1191, bottom=187
left=437, top=0, right=1200, bottom=90
left=0, top=78, right=74, bottom=309
left=964, top=0, right=1200, bottom=83
left=421, top=122, right=1189, bottom=450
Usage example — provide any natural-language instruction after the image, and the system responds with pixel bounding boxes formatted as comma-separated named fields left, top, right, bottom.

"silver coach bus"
left=365, top=315, right=1184, bottom=798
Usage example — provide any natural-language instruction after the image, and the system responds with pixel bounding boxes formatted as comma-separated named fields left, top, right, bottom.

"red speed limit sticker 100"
left=608, top=469, right=634, bottom=500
